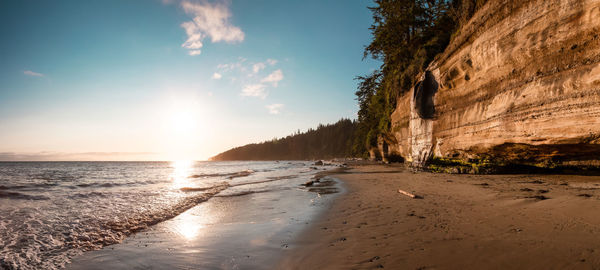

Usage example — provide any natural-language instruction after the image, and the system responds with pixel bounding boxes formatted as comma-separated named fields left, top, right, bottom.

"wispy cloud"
left=215, top=58, right=282, bottom=99
left=180, top=0, right=244, bottom=56
left=261, top=69, right=283, bottom=87
left=252, top=62, right=266, bottom=74
left=23, top=70, right=44, bottom=77
left=240, top=68, right=284, bottom=99
left=212, top=72, right=222, bottom=79
left=267, top=59, right=278, bottom=66
left=241, top=84, right=267, bottom=99
left=266, top=104, right=284, bottom=114
left=217, top=57, right=246, bottom=72
left=217, top=57, right=275, bottom=75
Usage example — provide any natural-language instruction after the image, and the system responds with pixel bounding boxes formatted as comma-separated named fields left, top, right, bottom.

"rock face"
left=389, top=0, right=600, bottom=169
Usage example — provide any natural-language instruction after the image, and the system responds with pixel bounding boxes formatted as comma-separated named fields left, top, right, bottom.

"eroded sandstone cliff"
left=388, top=0, right=600, bottom=172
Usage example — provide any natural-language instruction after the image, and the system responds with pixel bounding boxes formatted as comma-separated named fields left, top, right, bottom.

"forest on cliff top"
left=212, top=0, right=487, bottom=161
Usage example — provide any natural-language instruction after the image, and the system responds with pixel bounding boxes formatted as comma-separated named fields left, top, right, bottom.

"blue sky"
left=0, top=0, right=379, bottom=161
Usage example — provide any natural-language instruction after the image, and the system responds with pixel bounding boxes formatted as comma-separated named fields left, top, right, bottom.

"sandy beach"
left=280, top=165, right=600, bottom=269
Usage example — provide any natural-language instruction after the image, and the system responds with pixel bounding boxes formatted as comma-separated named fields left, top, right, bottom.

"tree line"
left=210, top=119, right=358, bottom=160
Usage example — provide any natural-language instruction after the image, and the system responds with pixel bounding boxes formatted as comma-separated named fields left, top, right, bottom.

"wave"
left=0, top=183, right=229, bottom=270
left=180, top=183, right=228, bottom=192
left=0, top=182, right=59, bottom=191
left=230, top=175, right=298, bottom=187
left=101, top=184, right=229, bottom=236
left=188, top=170, right=254, bottom=179
left=73, top=180, right=164, bottom=189
left=76, top=182, right=121, bottom=188
left=0, top=190, right=49, bottom=200
left=67, top=191, right=108, bottom=199
left=215, top=187, right=291, bottom=198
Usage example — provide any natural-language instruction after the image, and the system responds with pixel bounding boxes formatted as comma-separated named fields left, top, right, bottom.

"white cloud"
left=218, top=58, right=276, bottom=77
left=217, top=62, right=237, bottom=71
left=219, top=60, right=283, bottom=98
left=252, top=62, right=266, bottom=74
left=180, top=1, right=244, bottom=55
left=241, top=84, right=267, bottom=99
left=23, top=70, right=44, bottom=77
left=181, top=21, right=203, bottom=50
left=261, top=69, right=283, bottom=87
left=266, top=104, right=284, bottom=115
left=267, top=59, right=278, bottom=65
left=217, top=57, right=246, bottom=72
left=188, top=50, right=202, bottom=55
left=212, top=72, right=222, bottom=79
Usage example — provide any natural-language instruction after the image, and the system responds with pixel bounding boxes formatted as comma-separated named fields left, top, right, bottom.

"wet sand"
left=280, top=165, right=600, bottom=269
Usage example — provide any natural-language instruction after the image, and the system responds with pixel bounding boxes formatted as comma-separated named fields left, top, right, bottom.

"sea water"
left=0, top=161, right=338, bottom=270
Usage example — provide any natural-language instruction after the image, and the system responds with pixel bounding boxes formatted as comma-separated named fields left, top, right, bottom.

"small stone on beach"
left=527, top=195, right=549, bottom=200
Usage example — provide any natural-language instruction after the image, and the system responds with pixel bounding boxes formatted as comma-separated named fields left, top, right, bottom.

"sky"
left=0, top=0, right=379, bottom=161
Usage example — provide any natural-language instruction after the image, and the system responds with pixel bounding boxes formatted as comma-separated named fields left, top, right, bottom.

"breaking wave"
left=0, top=190, right=49, bottom=200
left=188, top=169, right=254, bottom=179
left=0, top=184, right=228, bottom=270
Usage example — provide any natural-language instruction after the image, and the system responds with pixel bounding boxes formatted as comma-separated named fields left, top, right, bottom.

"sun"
left=169, top=109, right=197, bottom=134
left=160, top=100, right=206, bottom=161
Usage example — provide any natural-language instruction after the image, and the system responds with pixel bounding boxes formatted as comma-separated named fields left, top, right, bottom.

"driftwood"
left=398, top=189, right=424, bottom=199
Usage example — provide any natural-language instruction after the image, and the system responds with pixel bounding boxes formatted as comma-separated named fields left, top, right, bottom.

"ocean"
left=0, top=161, right=341, bottom=270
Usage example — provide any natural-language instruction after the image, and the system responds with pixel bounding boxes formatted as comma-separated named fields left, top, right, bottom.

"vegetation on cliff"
left=353, top=0, right=487, bottom=156
left=210, top=119, right=357, bottom=161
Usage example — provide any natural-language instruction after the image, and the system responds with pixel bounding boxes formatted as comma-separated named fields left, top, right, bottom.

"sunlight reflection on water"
left=169, top=202, right=221, bottom=241
left=168, top=159, right=220, bottom=241
left=171, top=160, right=194, bottom=189
left=172, top=211, right=204, bottom=240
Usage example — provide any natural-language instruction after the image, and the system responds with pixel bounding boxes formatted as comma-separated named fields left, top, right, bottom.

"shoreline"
left=64, top=163, right=344, bottom=270
left=279, top=164, right=600, bottom=269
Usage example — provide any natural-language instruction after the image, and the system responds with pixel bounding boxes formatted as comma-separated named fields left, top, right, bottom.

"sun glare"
left=159, top=97, right=209, bottom=161
left=169, top=109, right=197, bottom=134
left=173, top=212, right=204, bottom=240
left=169, top=203, right=217, bottom=241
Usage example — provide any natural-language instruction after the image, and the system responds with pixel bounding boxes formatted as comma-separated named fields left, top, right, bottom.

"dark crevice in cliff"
left=414, top=71, right=439, bottom=119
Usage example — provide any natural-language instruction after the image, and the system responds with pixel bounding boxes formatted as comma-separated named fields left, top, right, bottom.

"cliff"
left=387, top=0, right=600, bottom=172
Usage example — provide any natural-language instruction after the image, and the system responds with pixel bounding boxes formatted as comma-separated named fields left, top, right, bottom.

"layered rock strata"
left=389, top=0, right=600, bottom=171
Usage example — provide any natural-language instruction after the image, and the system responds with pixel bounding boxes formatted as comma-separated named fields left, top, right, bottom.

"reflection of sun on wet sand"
left=281, top=165, right=600, bottom=269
